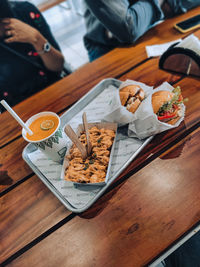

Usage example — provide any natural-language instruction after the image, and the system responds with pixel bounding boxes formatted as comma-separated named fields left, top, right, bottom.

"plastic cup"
left=22, top=111, right=68, bottom=163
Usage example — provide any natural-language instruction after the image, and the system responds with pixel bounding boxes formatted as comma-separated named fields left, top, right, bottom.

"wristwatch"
left=37, top=41, right=51, bottom=55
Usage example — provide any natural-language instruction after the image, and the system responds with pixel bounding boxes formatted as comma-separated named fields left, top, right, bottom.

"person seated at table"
left=83, top=0, right=200, bottom=61
left=0, top=0, right=68, bottom=112
left=164, top=230, right=200, bottom=267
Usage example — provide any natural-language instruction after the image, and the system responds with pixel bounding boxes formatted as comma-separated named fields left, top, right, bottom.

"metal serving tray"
left=23, top=78, right=153, bottom=213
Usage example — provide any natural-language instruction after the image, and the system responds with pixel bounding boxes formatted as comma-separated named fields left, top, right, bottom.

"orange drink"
left=22, top=112, right=68, bottom=162
left=26, top=115, right=59, bottom=141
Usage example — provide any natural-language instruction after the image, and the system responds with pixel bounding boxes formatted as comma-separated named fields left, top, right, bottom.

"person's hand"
left=1, top=18, right=39, bottom=44
left=1, top=18, right=65, bottom=72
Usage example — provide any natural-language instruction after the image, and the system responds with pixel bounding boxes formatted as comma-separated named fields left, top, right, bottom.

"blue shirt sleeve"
left=84, top=0, right=164, bottom=43
left=167, top=0, right=200, bottom=15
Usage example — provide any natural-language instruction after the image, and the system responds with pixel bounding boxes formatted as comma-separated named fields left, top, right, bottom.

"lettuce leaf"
left=157, top=86, right=181, bottom=116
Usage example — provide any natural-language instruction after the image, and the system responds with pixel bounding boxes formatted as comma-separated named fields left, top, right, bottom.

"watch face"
left=44, top=42, right=51, bottom=52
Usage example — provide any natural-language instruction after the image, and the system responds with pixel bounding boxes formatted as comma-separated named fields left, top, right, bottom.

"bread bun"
left=167, top=116, right=180, bottom=125
left=127, top=98, right=141, bottom=113
left=120, top=85, right=140, bottom=96
left=137, top=89, right=145, bottom=101
left=152, top=90, right=174, bottom=114
left=119, top=85, right=145, bottom=114
left=119, top=91, right=129, bottom=106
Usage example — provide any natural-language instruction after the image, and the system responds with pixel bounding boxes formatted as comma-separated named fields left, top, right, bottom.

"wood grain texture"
left=0, top=7, right=200, bottom=147
left=0, top=175, right=70, bottom=263
left=1, top=62, right=199, bottom=220
left=0, top=138, right=31, bottom=193
left=119, top=57, right=182, bottom=87
left=37, top=0, right=65, bottom=12
left=1, top=75, right=199, bottom=264
left=7, top=61, right=200, bottom=191
left=8, top=128, right=200, bottom=267
left=0, top=57, right=182, bottom=193
left=1, top=8, right=200, bottom=266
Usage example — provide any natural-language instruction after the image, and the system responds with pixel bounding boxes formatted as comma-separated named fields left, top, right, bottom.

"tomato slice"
left=157, top=112, right=176, bottom=121
left=157, top=103, right=180, bottom=121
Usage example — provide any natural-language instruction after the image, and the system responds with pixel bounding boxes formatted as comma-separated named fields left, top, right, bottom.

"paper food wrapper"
left=61, top=122, right=118, bottom=186
left=103, top=80, right=153, bottom=125
left=128, top=82, right=185, bottom=139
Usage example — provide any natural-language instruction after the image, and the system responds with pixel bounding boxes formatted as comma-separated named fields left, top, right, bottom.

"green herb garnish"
left=83, top=163, right=89, bottom=170
left=97, top=137, right=102, bottom=143
left=157, top=86, right=182, bottom=116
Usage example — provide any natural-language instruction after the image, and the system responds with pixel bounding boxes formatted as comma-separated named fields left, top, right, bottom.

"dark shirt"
left=0, top=1, right=61, bottom=110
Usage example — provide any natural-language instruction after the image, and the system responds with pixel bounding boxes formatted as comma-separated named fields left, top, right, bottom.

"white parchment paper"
left=128, top=82, right=185, bottom=139
left=103, top=80, right=153, bottom=125
left=27, top=83, right=146, bottom=210
left=27, top=80, right=185, bottom=209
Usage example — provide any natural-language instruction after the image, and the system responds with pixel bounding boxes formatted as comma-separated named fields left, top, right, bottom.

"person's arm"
left=84, top=0, right=163, bottom=43
left=2, top=18, right=64, bottom=72
left=167, top=0, right=200, bottom=15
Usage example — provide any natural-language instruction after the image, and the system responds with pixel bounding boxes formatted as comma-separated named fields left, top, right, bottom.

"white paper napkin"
left=176, top=34, right=200, bottom=56
left=146, top=39, right=182, bottom=58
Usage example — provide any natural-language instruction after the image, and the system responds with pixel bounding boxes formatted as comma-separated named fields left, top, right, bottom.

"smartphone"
left=174, top=14, right=200, bottom=33
left=0, top=0, right=14, bottom=19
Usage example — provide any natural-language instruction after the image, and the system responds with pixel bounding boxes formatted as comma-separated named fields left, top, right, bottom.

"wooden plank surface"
left=0, top=59, right=181, bottom=261
left=1, top=73, right=199, bottom=262
left=1, top=7, right=200, bottom=266
left=1, top=58, right=199, bottom=194
left=37, top=0, right=65, bottom=12
left=1, top=7, right=200, bottom=147
left=0, top=138, right=31, bottom=193
left=7, top=127, right=200, bottom=267
left=0, top=175, right=71, bottom=263
left=0, top=57, right=182, bottom=193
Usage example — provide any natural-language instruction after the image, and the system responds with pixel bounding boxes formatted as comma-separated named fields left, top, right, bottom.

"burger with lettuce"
left=152, top=86, right=187, bottom=125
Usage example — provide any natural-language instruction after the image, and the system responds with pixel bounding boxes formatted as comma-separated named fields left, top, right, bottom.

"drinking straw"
left=0, top=100, right=33, bottom=135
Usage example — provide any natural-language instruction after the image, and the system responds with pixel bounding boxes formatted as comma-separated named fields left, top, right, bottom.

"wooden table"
left=32, top=0, right=66, bottom=12
left=1, top=7, right=200, bottom=267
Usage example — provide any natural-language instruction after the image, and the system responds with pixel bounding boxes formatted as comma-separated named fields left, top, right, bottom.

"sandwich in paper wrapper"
left=103, top=80, right=153, bottom=125
left=128, top=82, right=186, bottom=139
